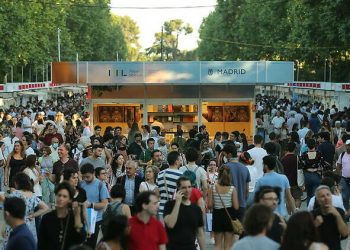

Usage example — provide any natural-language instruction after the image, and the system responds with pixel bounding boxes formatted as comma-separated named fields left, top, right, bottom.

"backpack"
left=101, top=201, right=123, bottom=234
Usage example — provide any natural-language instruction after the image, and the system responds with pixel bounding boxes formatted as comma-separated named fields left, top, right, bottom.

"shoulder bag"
left=215, top=185, right=244, bottom=235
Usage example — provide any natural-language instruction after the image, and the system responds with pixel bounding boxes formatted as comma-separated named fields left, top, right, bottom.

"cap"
left=346, top=140, right=350, bottom=145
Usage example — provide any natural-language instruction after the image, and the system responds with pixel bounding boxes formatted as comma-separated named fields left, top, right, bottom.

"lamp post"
left=57, top=28, right=61, bottom=62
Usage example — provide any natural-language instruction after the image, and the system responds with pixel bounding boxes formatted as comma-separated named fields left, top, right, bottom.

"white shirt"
left=25, top=147, right=35, bottom=156
left=295, top=113, right=304, bottom=128
left=307, top=194, right=345, bottom=211
left=3, top=136, right=19, bottom=158
left=23, top=167, right=42, bottom=197
left=287, top=117, right=297, bottom=131
left=271, top=116, right=285, bottom=129
left=246, top=165, right=258, bottom=192
left=247, top=147, right=268, bottom=179
left=297, top=127, right=310, bottom=140
left=22, top=116, right=33, bottom=133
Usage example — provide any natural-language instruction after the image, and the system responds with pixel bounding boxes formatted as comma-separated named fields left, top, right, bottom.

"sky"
left=109, top=0, right=216, bottom=51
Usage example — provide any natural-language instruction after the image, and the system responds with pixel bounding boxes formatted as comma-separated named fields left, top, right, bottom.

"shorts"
left=290, top=186, right=303, bottom=199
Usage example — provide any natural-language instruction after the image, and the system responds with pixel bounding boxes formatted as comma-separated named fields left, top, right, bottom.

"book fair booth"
left=52, top=61, right=293, bottom=141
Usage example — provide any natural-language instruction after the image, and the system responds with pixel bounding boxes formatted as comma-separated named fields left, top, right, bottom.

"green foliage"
left=0, top=0, right=142, bottom=83
left=198, top=0, right=350, bottom=82
left=146, top=19, right=194, bottom=61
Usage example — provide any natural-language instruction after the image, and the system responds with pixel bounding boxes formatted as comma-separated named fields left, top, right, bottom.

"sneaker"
left=210, top=238, right=215, bottom=244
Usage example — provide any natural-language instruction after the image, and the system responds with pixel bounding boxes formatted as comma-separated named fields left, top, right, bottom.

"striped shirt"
left=156, top=168, right=183, bottom=215
left=213, top=185, right=234, bottom=209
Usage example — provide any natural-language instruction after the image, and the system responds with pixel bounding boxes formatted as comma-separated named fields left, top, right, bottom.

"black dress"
left=9, top=156, right=25, bottom=188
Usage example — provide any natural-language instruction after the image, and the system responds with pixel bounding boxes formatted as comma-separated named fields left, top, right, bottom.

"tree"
left=112, top=15, right=142, bottom=61
left=146, top=19, right=193, bottom=61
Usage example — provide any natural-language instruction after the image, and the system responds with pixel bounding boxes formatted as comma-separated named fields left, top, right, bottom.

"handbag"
left=296, top=156, right=304, bottom=187
left=215, top=185, right=244, bottom=235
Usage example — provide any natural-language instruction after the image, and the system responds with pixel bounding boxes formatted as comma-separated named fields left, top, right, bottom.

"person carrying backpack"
left=101, top=184, right=131, bottom=237
left=179, top=148, right=208, bottom=200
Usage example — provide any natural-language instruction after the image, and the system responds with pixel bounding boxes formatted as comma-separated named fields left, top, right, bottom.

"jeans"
left=304, top=172, right=321, bottom=205
left=340, top=177, right=350, bottom=211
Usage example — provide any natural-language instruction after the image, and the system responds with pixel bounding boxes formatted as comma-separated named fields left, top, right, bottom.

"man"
left=179, top=147, right=208, bottom=200
left=232, top=204, right=279, bottom=250
left=128, top=191, right=168, bottom=250
left=317, top=131, right=335, bottom=166
left=171, top=129, right=186, bottom=153
left=247, top=134, right=268, bottom=179
left=51, top=143, right=79, bottom=184
left=312, top=185, right=348, bottom=250
left=337, top=139, right=350, bottom=212
left=112, top=126, right=123, bottom=147
left=222, top=143, right=250, bottom=220
left=116, top=160, right=143, bottom=213
left=127, top=133, right=146, bottom=160
left=2, top=127, right=19, bottom=158
left=157, top=151, right=183, bottom=218
left=90, top=125, right=103, bottom=144
left=43, top=123, right=64, bottom=146
left=280, top=142, right=302, bottom=208
left=164, top=176, right=206, bottom=250
left=22, top=110, right=32, bottom=133
left=334, top=134, right=350, bottom=162
left=139, top=138, right=155, bottom=164
left=79, top=144, right=105, bottom=169
left=309, top=112, right=321, bottom=134
left=271, top=111, right=285, bottom=136
left=255, top=155, right=295, bottom=217
left=254, top=186, right=285, bottom=244
left=148, top=149, right=168, bottom=170
left=307, top=176, right=345, bottom=212
left=80, top=163, right=110, bottom=248
left=286, top=112, right=297, bottom=132
left=151, top=117, right=164, bottom=131
left=297, top=120, right=310, bottom=141
left=49, top=137, right=60, bottom=163
left=332, top=121, right=345, bottom=144
left=268, top=132, right=281, bottom=159
left=4, top=197, right=36, bottom=250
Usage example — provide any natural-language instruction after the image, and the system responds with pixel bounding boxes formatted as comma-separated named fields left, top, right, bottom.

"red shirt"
left=190, top=188, right=203, bottom=204
left=128, top=215, right=168, bottom=250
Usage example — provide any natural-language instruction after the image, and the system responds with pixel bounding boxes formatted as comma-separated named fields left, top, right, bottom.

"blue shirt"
left=226, top=161, right=251, bottom=208
left=254, top=172, right=290, bottom=216
left=6, top=223, right=36, bottom=250
left=80, top=178, right=110, bottom=221
left=124, top=176, right=136, bottom=206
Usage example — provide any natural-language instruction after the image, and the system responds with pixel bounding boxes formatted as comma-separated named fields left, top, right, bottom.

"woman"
left=209, top=132, right=222, bottom=151
left=170, top=142, right=186, bottom=166
left=4, top=140, right=26, bottom=190
left=63, top=167, right=89, bottom=237
left=239, top=152, right=257, bottom=206
left=64, top=125, right=79, bottom=150
left=22, top=134, right=35, bottom=156
left=158, top=137, right=168, bottom=161
left=299, top=139, right=327, bottom=204
left=98, top=215, right=129, bottom=250
left=139, top=165, right=159, bottom=196
left=109, top=154, right=126, bottom=186
left=4, top=173, right=49, bottom=246
left=23, top=154, right=42, bottom=199
left=280, top=211, right=328, bottom=250
left=207, top=159, right=218, bottom=188
left=128, top=122, right=140, bottom=145
left=116, top=136, right=128, bottom=162
left=39, top=146, right=56, bottom=207
left=208, top=165, right=239, bottom=250
left=38, top=181, right=85, bottom=250
left=300, top=130, right=314, bottom=155
left=141, top=125, right=150, bottom=142
left=103, top=184, right=131, bottom=222
left=289, top=131, right=301, bottom=156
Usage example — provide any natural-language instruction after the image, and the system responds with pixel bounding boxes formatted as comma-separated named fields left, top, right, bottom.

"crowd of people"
left=0, top=93, right=349, bottom=250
